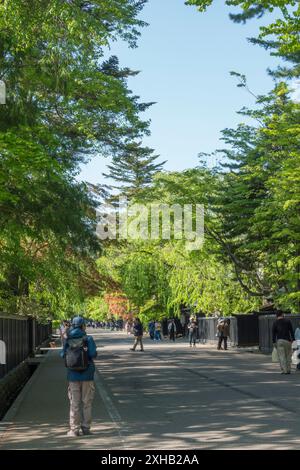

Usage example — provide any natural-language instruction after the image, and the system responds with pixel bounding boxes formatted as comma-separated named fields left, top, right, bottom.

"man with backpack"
left=62, top=316, right=97, bottom=437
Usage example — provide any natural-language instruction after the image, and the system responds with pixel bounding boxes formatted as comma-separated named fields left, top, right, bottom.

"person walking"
left=188, top=317, right=198, bottom=347
left=130, top=317, right=144, bottom=351
left=272, top=311, right=295, bottom=374
left=60, top=320, right=70, bottom=347
left=154, top=321, right=162, bottom=341
left=168, top=319, right=177, bottom=342
left=148, top=320, right=155, bottom=340
left=217, top=318, right=230, bottom=351
left=294, top=323, right=300, bottom=371
left=62, top=316, right=97, bottom=437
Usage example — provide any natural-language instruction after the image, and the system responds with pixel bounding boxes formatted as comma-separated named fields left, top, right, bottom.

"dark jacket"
left=133, top=321, right=143, bottom=337
left=217, top=321, right=230, bottom=337
left=272, top=318, right=295, bottom=344
left=223, top=322, right=230, bottom=337
left=62, top=327, right=97, bottom=381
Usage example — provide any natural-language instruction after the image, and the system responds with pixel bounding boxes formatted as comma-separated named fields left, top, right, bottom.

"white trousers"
left=68, top=381, right=95, bottom=431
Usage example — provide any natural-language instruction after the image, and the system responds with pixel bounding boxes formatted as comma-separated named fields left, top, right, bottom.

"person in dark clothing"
left=272, top=311, right=295, bottom=374
left=217, top=319, right=230, bottom=351
left=188, top=318, right=198, bottom=347
left=130, top=318, right=144, bottom=351
left=168, top=319, right=176, bottom=342
left=148, top=320, right=155, bottom=340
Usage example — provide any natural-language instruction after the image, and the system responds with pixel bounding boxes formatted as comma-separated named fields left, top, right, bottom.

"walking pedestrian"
left=148, top=320, right=155, bottom=340
left=127, top=320, right=133, bottom=335
left=293, top=323, right=300, bottom=371
left=188, top=317, right=198, bottom=347
left=217, top=318, right=230, bottom=351
left=60, top=320, right=70, bottom=347
left=130, top=317, right=144, bottom=351
left=272, top=311, right=295, bottom=374
left=168, top=319, right=177, bottom=342
left=62, top=316, right=97, bottom=437
left=154, top=321, right=162, bottom=341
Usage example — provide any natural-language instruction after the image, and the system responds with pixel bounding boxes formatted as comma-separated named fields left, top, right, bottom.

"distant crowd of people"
left=59, top=312, right=300, bottom=370
left=128, top=316, right=232, bottom=351
left=60, top=316, right=232, bottom=351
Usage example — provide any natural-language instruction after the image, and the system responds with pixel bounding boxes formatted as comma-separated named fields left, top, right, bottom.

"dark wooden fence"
left=0, top=315, right=52, bottom=379
left=152, top=312, right=300, bottom=352
left=259, top=314, right=300, bottom=353
left=231, top=314, right=260, bottom=347
left=198, top=314, right=262, bottom=347
left=198, top=317, right=241, bottom=345
left=197, top=313, right=300, bottom=351
left=198, top=317, right=219, bottom=343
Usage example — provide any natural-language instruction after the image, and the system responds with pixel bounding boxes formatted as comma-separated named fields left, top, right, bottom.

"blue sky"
left=79, top=0, right=282, bottom=185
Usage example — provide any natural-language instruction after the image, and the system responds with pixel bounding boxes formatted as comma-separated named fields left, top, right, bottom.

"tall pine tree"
left=103, top=142, right=166, bottom=198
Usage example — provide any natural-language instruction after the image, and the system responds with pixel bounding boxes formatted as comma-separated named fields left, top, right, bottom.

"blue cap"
left=72, top=316, right=85, bottom=327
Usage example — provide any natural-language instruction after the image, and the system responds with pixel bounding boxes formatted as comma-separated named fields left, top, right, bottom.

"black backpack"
left=65, top=336, right=89, bottom=371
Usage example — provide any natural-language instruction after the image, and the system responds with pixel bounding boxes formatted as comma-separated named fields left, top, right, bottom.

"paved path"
left=1, top=330, right=300, bottom=449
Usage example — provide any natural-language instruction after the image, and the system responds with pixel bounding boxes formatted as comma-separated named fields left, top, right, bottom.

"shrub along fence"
left=0, top=315, right=52, bottom=379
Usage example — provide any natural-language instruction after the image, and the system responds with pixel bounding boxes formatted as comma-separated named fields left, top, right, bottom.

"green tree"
left=103, top=142, right=166, bottom=198
left=0, top=0, right=151, bottom=317
left=212, top=84, right=300, bottom=309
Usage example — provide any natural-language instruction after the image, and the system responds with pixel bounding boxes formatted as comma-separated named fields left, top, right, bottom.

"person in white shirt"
left=294, top=324, right=300, bottom=371
left=0, top=340, right=6, bottom=365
